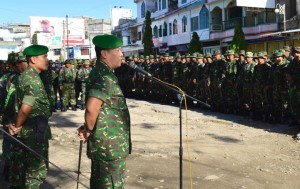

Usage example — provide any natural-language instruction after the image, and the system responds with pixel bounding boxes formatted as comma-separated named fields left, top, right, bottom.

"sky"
left=0, top=0, right=137, bottom=24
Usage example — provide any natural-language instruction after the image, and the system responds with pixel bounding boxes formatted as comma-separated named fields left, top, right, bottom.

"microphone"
left=128, top=62, right=152, bottom=78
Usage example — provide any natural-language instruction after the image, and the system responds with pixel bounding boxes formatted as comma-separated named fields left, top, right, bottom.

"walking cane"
left=76, top=140, right=83, bottom=189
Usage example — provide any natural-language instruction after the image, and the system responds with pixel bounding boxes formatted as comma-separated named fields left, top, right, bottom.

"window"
left=155, top=1, right=158, bottom=12
left=169, top=23, right=172, bottom=35
left=159, top=25, right=162, bottom=37
left=159, top=0, right=162, bottom=10
left=141, top=2, right=146, bottom=18
left=199, top=5, right=209, bottom=29
left=162, top=0, right=167, bottom=9
left=181, top=0, right=187, bottom=4
left=191, top=16, right=199, bottom=31
left=163, top=22, right=168, bottom=36
left=153, top=25, right=158, bottom=38
left=54, top=49, right=61, bottom=56
left=182, top=16, right=187, bottom=33
left=173, top=19, right=178, bottom=34
left=138, top=31, right=142, bottom=40
left=81, top=48, right=89, bottom=56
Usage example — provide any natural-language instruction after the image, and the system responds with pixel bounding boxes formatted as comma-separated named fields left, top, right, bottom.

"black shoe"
left=72, top=105, right=77, bottom=111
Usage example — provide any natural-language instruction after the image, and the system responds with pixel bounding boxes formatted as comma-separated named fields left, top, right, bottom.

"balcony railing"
left=211, top=14, right=277, bottom=32
left=278, top=17, right=300, bottom=31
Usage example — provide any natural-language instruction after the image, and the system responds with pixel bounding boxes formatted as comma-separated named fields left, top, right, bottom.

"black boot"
left=72, top=105, right=77, bottom=111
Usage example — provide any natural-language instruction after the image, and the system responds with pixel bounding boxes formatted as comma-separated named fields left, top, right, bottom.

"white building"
left=111, top=7, right=133, bottom=29
left=115, top=0, right=300, bottom=57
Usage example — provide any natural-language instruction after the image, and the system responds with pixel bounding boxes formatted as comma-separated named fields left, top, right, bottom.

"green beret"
left=92, top=34, right=123, bottom=49
left=83, top=60, right=90, bottom=65
left=23, top=45, right=49, bottom=56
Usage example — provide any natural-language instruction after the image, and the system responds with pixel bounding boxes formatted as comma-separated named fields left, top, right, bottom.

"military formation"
left=1, top=38, right=300, bottom=188
left=115, top=46, right=300, bottom=128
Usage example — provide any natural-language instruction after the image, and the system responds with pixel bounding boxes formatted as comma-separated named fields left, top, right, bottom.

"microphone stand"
left=138, top=72, right=211, bottom=189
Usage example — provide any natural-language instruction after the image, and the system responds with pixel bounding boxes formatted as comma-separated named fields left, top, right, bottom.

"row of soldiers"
left=115, top=46, right=300, bottom=126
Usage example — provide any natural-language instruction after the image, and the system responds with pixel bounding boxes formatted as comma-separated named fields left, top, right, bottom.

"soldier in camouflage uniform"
left=8, top=45, right=52, bottom=188
left=283, top=46, right=294, bottom=62
left=59, top=59, right=77, bottom=111
left=53, top=61, right=61, bottom=109
left=78, top=34, right=131, bottom=189
left=77, top=60, right=91, bottom=110
left=252, top=52, right=272, bottom=120
left=195, top=54, right=206, bottom=104
left=286, top=47, right=300, bottom=126
left=268, top=51, right=289, bottom=123
left=1, top=52, right=28, bottom=186
left=237, top=52, right=257, bottom=116
left=223, top=50, right=239, bottom=114
left=208, top=50, right=226, bottom=112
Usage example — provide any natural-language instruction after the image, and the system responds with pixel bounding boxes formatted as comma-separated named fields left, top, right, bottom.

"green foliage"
left=230, top=25, right=247, bottom=52
left=188, top=32, right=202, bottom=54
left=142, top=11, right=154, bottom=56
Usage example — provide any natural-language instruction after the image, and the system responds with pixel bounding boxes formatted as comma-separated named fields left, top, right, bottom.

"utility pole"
left=66, top=15, right=69, bottom=59
left=63, top=20, right=66, bottom=61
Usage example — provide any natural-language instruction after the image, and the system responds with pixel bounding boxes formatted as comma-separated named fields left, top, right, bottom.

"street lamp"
left=275, top=3, right=286, bottom=31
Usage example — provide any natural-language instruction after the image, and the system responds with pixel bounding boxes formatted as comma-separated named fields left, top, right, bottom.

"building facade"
left=115, top=0, right=300, bottom=57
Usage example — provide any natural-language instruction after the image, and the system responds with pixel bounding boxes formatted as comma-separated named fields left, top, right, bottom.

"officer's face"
left=103, top=47, right=123, bottom=69
left=258, top=57, right=266, bottom=64
left=31, top=54, right=48, bottom=72
left=246, top=57, right=253, bottom=63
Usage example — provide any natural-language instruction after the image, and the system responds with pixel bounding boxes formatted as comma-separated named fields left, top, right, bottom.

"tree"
left=230, top=24, right=247, bottom=52
left=188, top=32, right=202, bottom=54
left=32, top=31, right=38, bottom=45
left=142, top=11, right=154, bottom=56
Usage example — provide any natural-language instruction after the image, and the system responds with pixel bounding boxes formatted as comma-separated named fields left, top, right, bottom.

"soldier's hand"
left=218, top=83, right=222, bottom=88
left=60, top=85, right=63, bottom=90
left=6, top=124, right=21, bottom=135
left=77, top=126, right=91, bottom=143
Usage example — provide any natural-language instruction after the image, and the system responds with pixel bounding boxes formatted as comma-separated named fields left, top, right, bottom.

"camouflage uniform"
left=15, top=65, right=52, bottom=188
left=40, top=65, right=57, bottom=112
left=59, top=61, right=77, bottom=111
left=286, top=49, right=300, bottom=125
left=53, top=63, right=61, bottom=109
left=269, top=52, right=289, bottom=123
left=77, top=61, right=91, bottom=109
left=86, top=61, right=131, bottom=188
left=252, top=53, right=272, bottom=120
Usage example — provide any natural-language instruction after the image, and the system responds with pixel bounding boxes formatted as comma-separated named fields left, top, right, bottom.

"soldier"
left=8, top=45, right=52, bottom=188
left=283, top=46, right=294, bottom=62
left=237, top=52, right=257, bottom=115
left=53, top=61, right=62, bottom=109
left=75, top=60, right=83, bottom=106
left=195, top=54, right=206, bottom=104
left=77, top=60, right=92, bottom=110
left=268, top=51, right=289, bottom=123
left=208, top=50, right=226, bottom=112
left=162, top=53, right=173, bottom=103
left=252, top=52, right=272, bottom=121
left=223, top=50, right=239, bottom=114
left=59, top=59, right=77, bottom=111
left=286, top=47, right=300, bottom=126
left=78, top=34, right=131, bottom=189
left=40, top=61, right=57, bottom=112
left=1, top=52, right=28, bottom=186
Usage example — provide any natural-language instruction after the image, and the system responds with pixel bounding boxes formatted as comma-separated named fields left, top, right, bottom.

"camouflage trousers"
left=210, top=81, right=223, bottom=111
left=253, top=85, right=268, bottom=115
left=62, top=83, right=76, bottom=107
left=90, top=158, right=126, bottom=189
left=222, top=80, right=238, bottom=113
left=81, top=83, right=87, bottom=105
left=272, top=88, right=289, bottom=118
left=288, top=86, right=300, bottom=120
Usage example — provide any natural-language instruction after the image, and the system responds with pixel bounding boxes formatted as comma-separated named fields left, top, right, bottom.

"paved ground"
left=1, top=99, right=300, bottom=189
